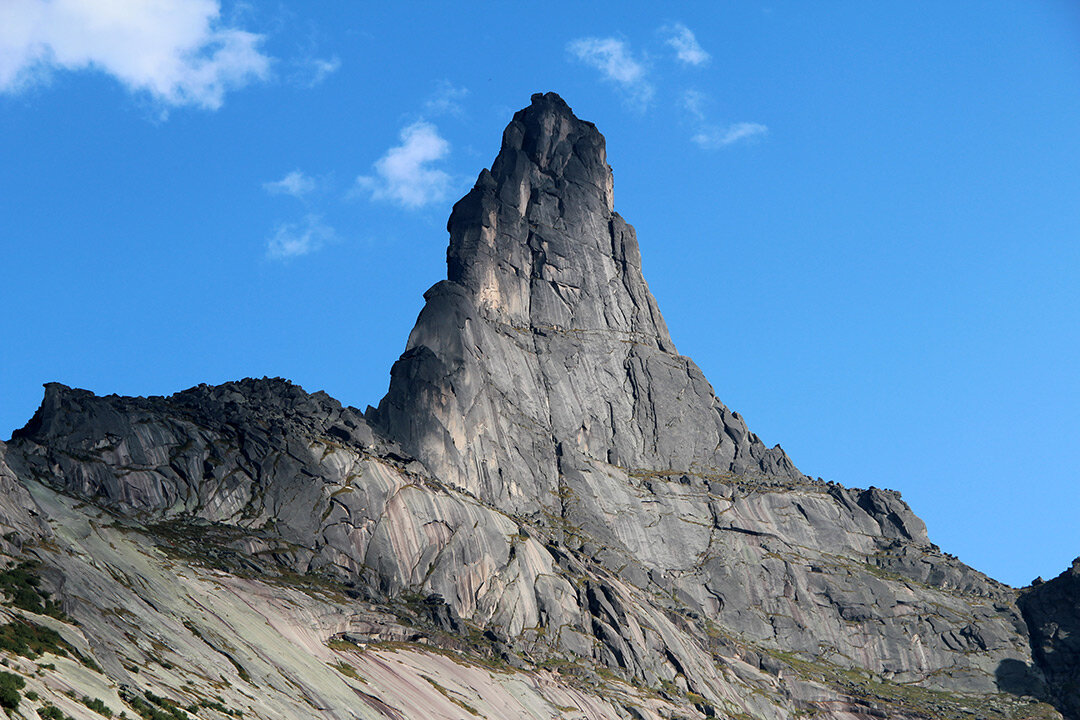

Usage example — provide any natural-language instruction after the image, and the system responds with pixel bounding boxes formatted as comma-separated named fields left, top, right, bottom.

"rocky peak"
left=377, top=93, right=799, bottom=513
left=437, top=91, right=672, bottom=349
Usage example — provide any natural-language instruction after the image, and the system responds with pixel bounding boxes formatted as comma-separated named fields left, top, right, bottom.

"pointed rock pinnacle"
left=376, top=93, right=800, bottom=513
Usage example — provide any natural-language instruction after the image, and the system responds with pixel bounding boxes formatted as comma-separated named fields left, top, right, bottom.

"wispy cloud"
left=681, top=89, right=768, bottom=150
left=567, top=37, right=653, bottom=108
left=682, top=89, right=707, bottom=122
left=424, top=80, right=469, bottom=117
left=662, top=23, right=710, bottom=66
left=263, top=170, right=316, bottom=199
left=290, top=55, right=340, bottom=88
left=266, top=214, right=336, bottom=260
left=354, top=121, right=452, bottom=209
left=692, top=122, right=769, bottom=149
left=0, top=0, right=270, bottom=110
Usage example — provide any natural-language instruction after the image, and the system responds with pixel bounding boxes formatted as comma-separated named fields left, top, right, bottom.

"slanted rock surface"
left=0, top=92, right=1074, bottom=720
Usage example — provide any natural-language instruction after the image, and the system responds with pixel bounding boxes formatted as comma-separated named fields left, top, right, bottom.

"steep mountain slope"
left=0, top=93, right=1074, bottom=720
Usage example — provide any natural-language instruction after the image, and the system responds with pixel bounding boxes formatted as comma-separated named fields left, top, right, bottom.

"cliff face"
left=1021, top=561, right=1080, bottom=719
left=374, top=92, right=798, bottom=516
left=0, top=93, right=1074, bottom=720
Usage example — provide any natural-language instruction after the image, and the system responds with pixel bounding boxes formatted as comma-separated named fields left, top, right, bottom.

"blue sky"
left=1, top=1, right=1078, bottom=588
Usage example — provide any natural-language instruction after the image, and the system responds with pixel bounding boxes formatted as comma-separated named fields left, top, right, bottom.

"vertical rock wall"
left=375, top=92, right=798, bottom=515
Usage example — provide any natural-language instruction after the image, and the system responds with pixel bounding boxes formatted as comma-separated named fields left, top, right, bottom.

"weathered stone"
left=374, top=92, right=800, bottom=515
left=0, top=92, right=1073, bottom=720
left=1020, top=559, right=1080, bottom=718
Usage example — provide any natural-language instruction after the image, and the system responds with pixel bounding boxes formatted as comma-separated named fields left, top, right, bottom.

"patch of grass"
left=421, top=675, right=480, bottom=716
left=536, top=657, right=584, bottom=673
left=191, top=698, right=242, bottom=717
left=327, top=638, right=360, bottom=652
left=0, top=617, right=102, bottom=672
left=125, top=691, right=189, bottom=720
left=0, top=618, right=70, bottom=659
left=331, top=661, right=359, bottom=679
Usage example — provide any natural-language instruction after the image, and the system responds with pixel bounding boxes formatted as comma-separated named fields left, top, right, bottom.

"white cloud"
left=354, top=121, right=452, bottom=209
left=424, top=80, right=468, bottom=117
left=0, top=0, right=270, bottom=110
left=662, top=23, right=710, bottom=66
left=692, top=122, right=769, bottom=149
left=263, top=170, right=316, bottom=199
left=266, top=214, right=335, bottom=260
left=567, top=36, right=653, bottom=107
left=682, top=89, right=707, bottom=122
left=291, top=55, right=339, bottom=88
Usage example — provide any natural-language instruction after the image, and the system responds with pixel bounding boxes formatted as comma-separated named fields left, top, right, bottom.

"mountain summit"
left=376, top=92, right=798, bottom=513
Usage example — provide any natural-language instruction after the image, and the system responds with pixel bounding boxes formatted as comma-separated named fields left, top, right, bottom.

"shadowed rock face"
left=1021, top=560, right=1080, bottom=719
left=0, top=93, right=1074, bottom=720
left=375, top=92, right=798, bottom=514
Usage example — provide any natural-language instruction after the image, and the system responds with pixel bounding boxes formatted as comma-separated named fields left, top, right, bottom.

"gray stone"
left=374, top=92, right=800, bottom=516
left=1019, top=558, right=1080, bottom=718
left=0, top=92, right=1072, bottom=720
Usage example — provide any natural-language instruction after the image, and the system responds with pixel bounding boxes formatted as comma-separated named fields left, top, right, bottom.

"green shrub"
left=0, top=669, right=25, bottom=710
left=0, top=618, right=70, bottom=659
left=0, top=619, right=100, bottom=671
left=127, top=692, right=188, bottom=720
left=0, top=562, right=65, bottom=618
left=80, top=695, right=113, bottom=717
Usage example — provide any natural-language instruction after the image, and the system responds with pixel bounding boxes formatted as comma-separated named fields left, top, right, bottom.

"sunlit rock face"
left=375, top=92, right=799, bottom=515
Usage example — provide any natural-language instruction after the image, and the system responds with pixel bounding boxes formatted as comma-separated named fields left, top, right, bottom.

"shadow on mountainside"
left=995, top=657, right=1049, bottom=699
left=997, top=656, right=1077, bottom=720
left=997, top=558, right=1080, bottom=720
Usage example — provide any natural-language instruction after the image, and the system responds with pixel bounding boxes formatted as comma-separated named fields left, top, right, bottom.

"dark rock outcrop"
left=7, top=378, right=548, bottom=623
left=1021, top=559, right=1080, bottom=718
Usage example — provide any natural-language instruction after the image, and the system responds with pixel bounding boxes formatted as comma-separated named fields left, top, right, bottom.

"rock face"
left=7, top=379, right=562, bottom=636
left=371, top=92, right=1044, bottom=698
left=1021, top=560, right=1080, bottom=719
left=374, top=92, right=798, bottom=515
left=0, top=92, right=1076, bottom=720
